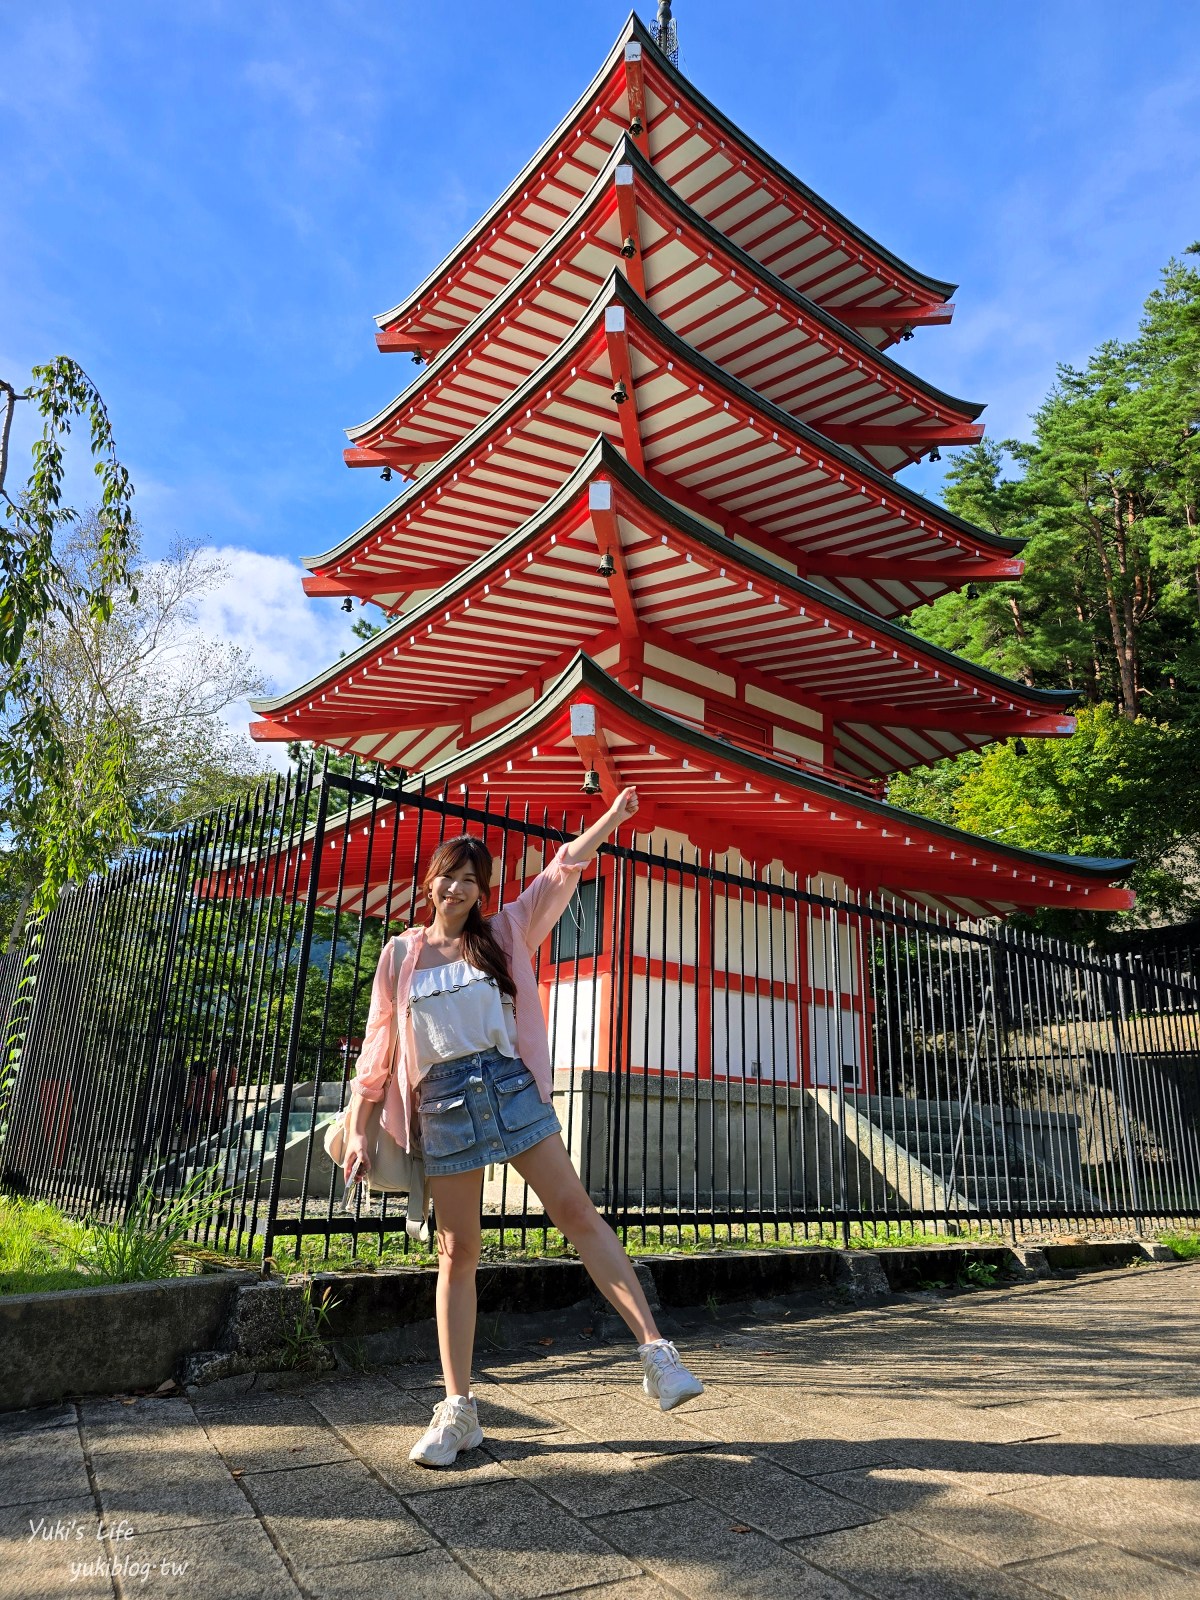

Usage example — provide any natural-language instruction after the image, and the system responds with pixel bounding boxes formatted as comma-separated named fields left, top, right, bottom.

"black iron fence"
left=1, top=758, right=1197, bottom=1263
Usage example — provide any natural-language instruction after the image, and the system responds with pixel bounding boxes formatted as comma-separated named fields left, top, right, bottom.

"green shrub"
left=1160, top=1232, right=1200, bottom=1261
left=73, top=1167, right=232, bottom=1284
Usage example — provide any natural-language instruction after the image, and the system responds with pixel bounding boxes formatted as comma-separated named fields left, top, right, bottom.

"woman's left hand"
left=608, top=786, right=639, bottom=826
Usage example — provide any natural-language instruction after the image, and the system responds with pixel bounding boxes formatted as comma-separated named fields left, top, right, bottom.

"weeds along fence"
left=1, top=758, right=1197, bottom=1263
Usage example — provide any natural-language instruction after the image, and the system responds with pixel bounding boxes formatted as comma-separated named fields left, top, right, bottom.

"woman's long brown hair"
left=420, top=836, right=517, bottom=1003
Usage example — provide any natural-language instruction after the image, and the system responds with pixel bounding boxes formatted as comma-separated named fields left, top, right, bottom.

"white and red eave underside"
left=225, top=655, right=1133, bottom=922
left=252, top=442, right=1075, bottom=784
left=347, top=138, right=981, bottom=479
left=306, top=275, right=1021, bottom=623
left=376, top=16, right=955, bottom=360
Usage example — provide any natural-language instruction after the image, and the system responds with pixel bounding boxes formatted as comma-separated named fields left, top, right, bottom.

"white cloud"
left=188, top=544, right=362, bottom=772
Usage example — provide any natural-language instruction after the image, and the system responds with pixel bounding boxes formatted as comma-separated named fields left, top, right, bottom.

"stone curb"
left=0, top=1238, right=1184, bottom=1410
left=0, top=1270, right=256, bottom=1412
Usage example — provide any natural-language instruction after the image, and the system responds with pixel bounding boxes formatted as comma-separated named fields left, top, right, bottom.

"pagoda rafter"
left=377, top=16, right=955, bottom=361
left=308, top=275, right=1021, bottom=622
left=257, top=443, right=1075, bottom=783
left=239, top=655, right=1133, bottom=921
left=348, top=139, right=982, bottom=478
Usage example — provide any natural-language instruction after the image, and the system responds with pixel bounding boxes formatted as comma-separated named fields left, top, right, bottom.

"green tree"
left=897, top=249, right=1200, bottom=933
left=0, top=513, right=270, bottom=949
left=1, top=360, right=138, bottom=921
left=889, top=708, right=1200, bottom=926
left=915, top=254, right=1200, bottom=718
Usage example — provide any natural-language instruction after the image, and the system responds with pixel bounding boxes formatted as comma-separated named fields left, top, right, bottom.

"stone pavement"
left=2, top=1260, right=1199, bottom=1600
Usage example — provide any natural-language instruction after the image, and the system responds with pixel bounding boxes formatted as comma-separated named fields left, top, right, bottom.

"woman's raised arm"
left=560, top=787, right=639, bottom=867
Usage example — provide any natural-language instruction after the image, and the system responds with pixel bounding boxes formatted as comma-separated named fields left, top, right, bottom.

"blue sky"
left=3, top=1, right=1198, bottom=729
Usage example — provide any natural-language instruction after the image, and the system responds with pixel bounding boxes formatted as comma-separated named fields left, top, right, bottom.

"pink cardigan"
left=350, top=843, right=586, bottom=1154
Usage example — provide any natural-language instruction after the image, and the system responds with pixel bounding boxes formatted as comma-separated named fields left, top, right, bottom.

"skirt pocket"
left=493, top=1068, right=547, bottom=1133
left=417, top=1091, right=476, bottom=1158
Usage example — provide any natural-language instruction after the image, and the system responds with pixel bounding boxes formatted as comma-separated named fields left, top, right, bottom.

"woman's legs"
left=509, top=1134, right=661, bottom=1345
left=428, top=1167, right=485, bottom=1397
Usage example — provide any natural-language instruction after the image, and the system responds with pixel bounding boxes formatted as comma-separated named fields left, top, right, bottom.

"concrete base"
left=3, top=1238, right=1193, bottom=1411
left=0, top=1271, right=254, bottom=1411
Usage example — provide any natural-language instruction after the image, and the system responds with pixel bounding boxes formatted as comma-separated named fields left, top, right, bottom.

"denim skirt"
left=414, top=1048, right=562, bottom=1177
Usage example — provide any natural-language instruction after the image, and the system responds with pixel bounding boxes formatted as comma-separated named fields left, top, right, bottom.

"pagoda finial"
left=651, top=1, right=679, bottom=65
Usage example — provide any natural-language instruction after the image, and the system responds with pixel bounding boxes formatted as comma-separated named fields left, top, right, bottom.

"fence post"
left=1106, top=956, right=1143, bottom=1223
left=262, top=762, right=329, bottom=1273
left=121, top=839, right=193, bottom=1223
left=606, top=848, right=632, bottom=1238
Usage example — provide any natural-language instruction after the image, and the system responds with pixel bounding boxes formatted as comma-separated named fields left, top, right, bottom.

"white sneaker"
left=408, top=1394, right=483, bottom=1468
left=640, top=1339, right=705, bottom=1411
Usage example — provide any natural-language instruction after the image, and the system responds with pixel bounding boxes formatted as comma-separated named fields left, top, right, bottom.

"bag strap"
left=404, top=1162, right=432, bottom=1242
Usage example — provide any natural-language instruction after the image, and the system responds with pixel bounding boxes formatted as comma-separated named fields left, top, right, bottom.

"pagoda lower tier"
left=251, top=442, right=1077, bottom=785
left=234, top=654, right=1132, bottom=922
left=309, top=273, right=1022, bottom=622
left=348, top=137, right=982, bottom=480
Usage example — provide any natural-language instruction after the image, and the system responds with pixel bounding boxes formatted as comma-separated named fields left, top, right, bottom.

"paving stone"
left=648, top=1448, right=877, bottom=1540
left=0, top=1496, right=113, bottom=1600
left=240, top=1456, right=427, bottom=1570
left=485, top=1431, right=687, bottom=1517
left=80, top=1394, right=202, bottom=1454
left=999, top=1481, right=1200, bottom=1570
left=1005, top=1542, right=1200, bottom=1597
left=0, top=1402, right=74, bottom=1443
left=0, top=1420, right=89, bottom=1510
left=403, top=1478, right=640, bottom=1599
left=89, top=1428, right=252, bottom=1534
left=535, top=1388, right=715, bottom=1457
left=303, top=1546, right=492, bottom=1599
left=1152, top=1407, right=1200, bottom=1444
left=544, top=1580, right=678, bottom=1600
left=814, top=1465, right=1087, bottom=1564
left=186, top=1369, right=317, bottom=1412
left=306, top=1376, right=431, bottom=1430
left=884, top=1435, right=1052, bottom=1495
left=681, top=1394, right=898, bottom=1474
left=592, top=1497, right=862, bottom=1599
left=339, top=1417, right=511, bottom=1496
left=798, top=1518, right=1049, bottom=1599
left=199, top=1393, right=355, bottom=1473
left=119, top=1512, right=299, bottom=1597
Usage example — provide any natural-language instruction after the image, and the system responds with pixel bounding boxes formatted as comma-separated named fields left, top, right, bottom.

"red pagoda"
left=246, top=9, right=1133, bottom=1098
left=250, top=10, right=1131, bottom=911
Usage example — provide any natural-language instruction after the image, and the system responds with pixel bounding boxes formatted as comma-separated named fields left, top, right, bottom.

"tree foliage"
left=894, top=250, right=1200, bottom=932
left=1, top=359, right=139, bottom=923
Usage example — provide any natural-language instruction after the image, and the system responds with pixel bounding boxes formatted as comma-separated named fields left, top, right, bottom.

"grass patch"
left=0, top=1168, right=234, bottom=1294
left=1159, top=1231, right=1200, bottom=1260
left=263, top=1217, right=999, bottom=1279
left=0, top=1197, right=95, bottom=1295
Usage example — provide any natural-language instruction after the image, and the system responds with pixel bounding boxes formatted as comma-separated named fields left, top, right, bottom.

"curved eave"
left=625, top=15, right=956, bottom=305
left=421, top=653, right=1133, bottom=891
left=307, top=272, right=1018, bottom=578
left=261, top=439, right=1074, bottom=728
left=375, top=13, right=953, bottom=337
left=609, top=271, right=1018, bottom=551
left=348, top=135, right=981, bottom=453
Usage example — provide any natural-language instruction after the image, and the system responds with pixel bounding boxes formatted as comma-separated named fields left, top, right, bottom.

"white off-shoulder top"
left=406, top=958, right=519, bottom=1078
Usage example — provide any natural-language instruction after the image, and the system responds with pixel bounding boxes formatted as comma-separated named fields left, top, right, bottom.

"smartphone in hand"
left=343, top=1153, right=366, bottom=1213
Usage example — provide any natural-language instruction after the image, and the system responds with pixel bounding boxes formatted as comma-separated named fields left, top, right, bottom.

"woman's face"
left=430, top=858, right=484, bottom=920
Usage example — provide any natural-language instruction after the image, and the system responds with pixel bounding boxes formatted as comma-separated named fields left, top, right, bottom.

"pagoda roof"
left=309, top=273, right=1021, bottom=621
left=349, top=138, right=983, bottom=478
left=255, top=441, right=1077, bottom=781
left=232, top=655, right=1133, bottom=922
left=376, top=14, right=954, bottom=359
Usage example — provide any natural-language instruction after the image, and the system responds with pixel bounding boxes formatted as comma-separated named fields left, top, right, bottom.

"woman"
left=342, top=785, right=704, bottom=1468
